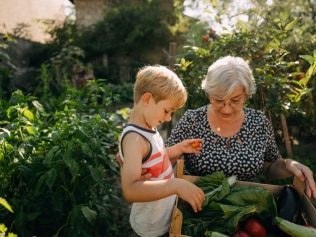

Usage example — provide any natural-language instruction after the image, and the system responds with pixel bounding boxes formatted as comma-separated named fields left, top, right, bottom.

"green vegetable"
left=274, top=216, right=316, bottom=237
left=179, top=172, right=277, bottom=236
left=204, top=231, right=230, bottom=237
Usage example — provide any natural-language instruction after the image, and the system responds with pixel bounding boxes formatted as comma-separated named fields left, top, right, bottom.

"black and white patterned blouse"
left=165, top=105, right=279, bottom=181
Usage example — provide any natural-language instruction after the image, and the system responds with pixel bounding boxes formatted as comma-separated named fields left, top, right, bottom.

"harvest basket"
left=169, top=160, right=316, bottom=237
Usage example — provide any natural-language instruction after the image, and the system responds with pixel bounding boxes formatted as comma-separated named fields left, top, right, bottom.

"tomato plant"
left=202, top=34, right=210, bottom=42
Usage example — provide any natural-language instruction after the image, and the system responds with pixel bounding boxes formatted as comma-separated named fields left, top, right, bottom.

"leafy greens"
left=179, top=171, right=277, bottom=236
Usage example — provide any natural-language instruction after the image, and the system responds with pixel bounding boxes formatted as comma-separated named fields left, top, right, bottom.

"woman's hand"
left=116, top=153, right=152, bottom=180
left=284, top=159, right=316, bottom=199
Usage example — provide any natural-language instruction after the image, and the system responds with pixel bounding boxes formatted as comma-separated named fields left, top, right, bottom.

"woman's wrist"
left=267, top=158, right=294, bottom=180
left=283, top=158, right=293, bottom=166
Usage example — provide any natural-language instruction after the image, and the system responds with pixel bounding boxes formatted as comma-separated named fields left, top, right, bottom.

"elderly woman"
left=166, top=56, right=316, bottom=199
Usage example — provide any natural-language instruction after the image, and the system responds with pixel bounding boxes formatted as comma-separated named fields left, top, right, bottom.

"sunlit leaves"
left=0, top=197, right=13, bottom=213
left=210, top=0, right=218, bottom=8
left=284, top=18, right=300, bottom=31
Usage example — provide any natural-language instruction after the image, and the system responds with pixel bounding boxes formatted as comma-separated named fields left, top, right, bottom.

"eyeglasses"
left=211, top=97, right=245, bottom=109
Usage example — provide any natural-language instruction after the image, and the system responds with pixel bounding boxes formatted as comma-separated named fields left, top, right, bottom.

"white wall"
left=0, top=0, right=67, bottom=43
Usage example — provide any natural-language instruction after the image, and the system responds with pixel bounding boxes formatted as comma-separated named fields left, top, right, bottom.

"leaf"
left=45, top=168, right=57, bottom=191
left=300, top=55, right=314, bottom=65
left=6, top=107, right=13, bottom=119
left=35, top=174, right=46, bottom=196
left=81, top=143, right=92, bottom=157
left=24, top=125, right=36, bottom=135
left=284, top=18, right=300, bottom=31
left=89, top=166, right=104, bottom=183
left=81, top=206, right=97, bottom=224
left=22, top=108, right=34, bottom=121
left=224, top=186, right=278, bottom=218
left=220, top=204, right=257, bottom=234
left=180, top=172, right=277, bottom=236
left=0, top=128, right=10, bottom=136
left=43, top=146, right=60, bottom=167
left=32, top=100, right=43, bottom=111
left=63, top=152, right=79, bottom=181
left=0, top=197, right=14, bottom=213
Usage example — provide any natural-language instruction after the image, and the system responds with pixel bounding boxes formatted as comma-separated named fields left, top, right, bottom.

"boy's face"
left=145, top=96, right=177, bottom=129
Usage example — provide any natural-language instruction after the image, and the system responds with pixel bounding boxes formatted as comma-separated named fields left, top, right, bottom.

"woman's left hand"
left=285, top=159, right=316, bottom=199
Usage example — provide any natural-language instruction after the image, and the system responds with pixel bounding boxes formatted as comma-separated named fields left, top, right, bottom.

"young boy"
left=119, top=65, right=205, bottom=237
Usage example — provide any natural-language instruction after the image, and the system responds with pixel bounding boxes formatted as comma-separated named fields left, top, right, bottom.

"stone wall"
left=74, top=0, right=107, bottom=27
left=74, top=0, right=146, bottom=27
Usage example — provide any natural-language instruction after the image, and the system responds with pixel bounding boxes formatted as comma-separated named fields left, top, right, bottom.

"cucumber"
left=274, top=216, right=316, bottom=237
left=204, top=231, right=230, bottom=237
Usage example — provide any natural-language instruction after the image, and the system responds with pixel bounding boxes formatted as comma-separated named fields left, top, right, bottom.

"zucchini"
left=275, top=216, right=316, bottom=237
left=205, top=231, right=230, bottom=237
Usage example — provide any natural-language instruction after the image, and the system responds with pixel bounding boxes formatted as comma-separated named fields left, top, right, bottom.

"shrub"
left=0, top=80, right=131, bottom=237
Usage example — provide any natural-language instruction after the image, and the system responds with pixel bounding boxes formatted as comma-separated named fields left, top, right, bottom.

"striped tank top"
left=119, top=124, right=176, bottom=237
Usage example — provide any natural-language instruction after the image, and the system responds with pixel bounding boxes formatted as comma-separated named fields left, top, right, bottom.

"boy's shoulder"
left=122, top=124, right=157, bottom=134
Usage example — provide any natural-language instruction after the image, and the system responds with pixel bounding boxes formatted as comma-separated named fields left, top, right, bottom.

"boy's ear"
left=141, top=92, right=153, bottom=105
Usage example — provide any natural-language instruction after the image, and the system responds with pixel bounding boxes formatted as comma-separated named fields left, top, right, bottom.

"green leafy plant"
left=288, top=50, right=316, bottom=103
left=0, top=197, right=17, bottom=237
left=0, top=81, right=130, bottom=237
left=180, top=172, right=277, bottom=236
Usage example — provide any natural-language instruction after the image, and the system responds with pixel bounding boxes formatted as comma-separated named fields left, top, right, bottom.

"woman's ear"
left=205, top=92, right=211, bottom=102
left=141, top=92, right=153, bottom=106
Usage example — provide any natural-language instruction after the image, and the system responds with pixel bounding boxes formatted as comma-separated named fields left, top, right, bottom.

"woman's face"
left=210, top=85, right=246, bottom=121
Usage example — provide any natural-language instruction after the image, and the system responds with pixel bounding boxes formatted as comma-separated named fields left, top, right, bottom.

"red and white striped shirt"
left=119, top=124, right=176, bottom=237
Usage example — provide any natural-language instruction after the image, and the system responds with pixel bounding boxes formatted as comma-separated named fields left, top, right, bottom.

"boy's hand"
left=177, top=179, right=205, bottom=213
left=116, top=153, right=152, bottom=180
left=181, top=139, right=203, bottom=154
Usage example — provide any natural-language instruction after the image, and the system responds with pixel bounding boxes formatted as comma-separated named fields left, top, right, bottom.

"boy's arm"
left=166, top=139, right=202, bottom=166
left=121, top=133, right=205, bottom=212
left=116, top=152, right=152, bottom=180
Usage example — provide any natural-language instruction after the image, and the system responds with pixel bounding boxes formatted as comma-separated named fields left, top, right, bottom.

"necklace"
left=208, top=105, right=245, bottom=150
left=212, top=117, right=224, bottom=133
left=208, top=105, right=244, bottom=134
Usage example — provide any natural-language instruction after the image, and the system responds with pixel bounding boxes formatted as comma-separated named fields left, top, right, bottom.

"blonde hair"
left=202, top=56, right=256, bottom=99
left=134, top=65, right=187, bottom=108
